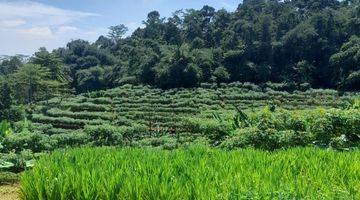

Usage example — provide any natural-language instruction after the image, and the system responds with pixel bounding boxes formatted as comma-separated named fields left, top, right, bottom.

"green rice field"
left=20, top=147, right=360, bottom=200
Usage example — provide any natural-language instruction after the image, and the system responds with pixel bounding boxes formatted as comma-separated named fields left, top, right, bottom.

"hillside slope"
left=30, top=83, right=357, bottom=136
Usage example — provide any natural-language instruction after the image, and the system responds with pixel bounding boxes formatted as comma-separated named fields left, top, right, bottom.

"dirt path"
left=0, top=184, right=20, bottom=200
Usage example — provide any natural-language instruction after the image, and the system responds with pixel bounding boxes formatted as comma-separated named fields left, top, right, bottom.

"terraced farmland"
left=1, top=83, right=359, bottom=199
left=30, top=83, right=357, bottom=137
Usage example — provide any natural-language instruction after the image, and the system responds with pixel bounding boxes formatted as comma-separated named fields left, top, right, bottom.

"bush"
left=185, top=118, right=232, bottom=144
left=0, top=172, right=19, bottom=184
left=0, top=150, right=36, bottom=173
left=135, top=135, right=179, bottom=150
left=46, top=108, right=113, bottom=121
left=221, top=127, right=311, bottom=150
left=264, top=82, right=298, bottom=92
left=15, top=123, right=51, bottom=135
left=220, top=108, right=360, bottom=150
left=310, top=109, right=360, bottom=148
left=84, top=124, right=125, bottom=146
left=63, top=102, right=109, bottom=112
left=0, top=105, right=26, bottom=123
left=113, top=117, right=133, bottom=126
left=50, top=131, right=90, bottom=148
left=121, top=124, right=148, bottom=140
left=2, top=131, right=56, bottom=153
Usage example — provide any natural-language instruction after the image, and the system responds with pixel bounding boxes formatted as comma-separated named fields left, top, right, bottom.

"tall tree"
left=330, top=35, right=360, bottom=88
left=10, top=64, right=64, bottom=104
left=31, top=47, right=66, bottom=81
left=258, top=15, right=273, bottom=64
left=108, top=24, right=128, bottom=43
left=164, top=11, right=183, bottom=45
left=143, top=11, right=164, bottom=40
left=0, top=78, right=12, bottom=120
left=0, top=57, right=23, bottom=75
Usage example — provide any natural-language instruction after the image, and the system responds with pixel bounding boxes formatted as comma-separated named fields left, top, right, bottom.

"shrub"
left=0, top=150, right=36, bottom=173
left=84, top=124, right=125, bottom=146
left=18, top=122, right=48, bottom=134
left=2, top=130, right=57, bottom=153
left=220, top=108, right=360, bottom=150
left=1, top=105, right=26, bottom=122
left=185, top=118, right=232, bottom=144
left=113, top=117, right=135, bottom=126
left=310, top=109, right=360, bottom=148
left=264, top=82, right=299, bottom=92
left=121, top=123, right=148, bottom=140
left=221, top=127, right=311, bottom=150
left=63, top=102, right=109, bottom=112
left=135, top=135, right=178, bottom=150
left=0, top=172, right=19, bottom=184
left=51, top=131, right=90, bottom=148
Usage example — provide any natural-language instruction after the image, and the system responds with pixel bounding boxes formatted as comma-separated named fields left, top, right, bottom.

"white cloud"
left=0, top=19, right=26, bottom=28
left=17, top=26, right=53, bottom=37
left=0, top=0, right=103, bottom=55
left=0, top=1, right=100, bottom=27
left=57, top=26, right=79, bottom=34
left=0, top=27, right=105, bottom=56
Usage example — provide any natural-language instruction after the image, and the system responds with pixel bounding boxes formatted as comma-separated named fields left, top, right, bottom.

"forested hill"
left=0, top=0, right=359, bottom=104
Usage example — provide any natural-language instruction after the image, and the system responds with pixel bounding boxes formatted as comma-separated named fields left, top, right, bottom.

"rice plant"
left=20, top=147, right=360, bottom=200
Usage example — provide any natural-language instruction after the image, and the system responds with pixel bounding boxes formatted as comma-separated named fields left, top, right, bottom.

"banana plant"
left=212, top=105, right=250, bottom=130
left=0, top=158, right=35, bottom=172
left=212, top=112, right=223, bottom=123
left=353, top=98, right=360, bottom=109
left=233, top=105, right=250, bottom=128
left=0, top=120, right=12, bottom=138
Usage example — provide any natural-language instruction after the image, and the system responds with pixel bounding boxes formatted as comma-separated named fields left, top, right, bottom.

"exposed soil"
left=0, top=184, right=20, bottom=200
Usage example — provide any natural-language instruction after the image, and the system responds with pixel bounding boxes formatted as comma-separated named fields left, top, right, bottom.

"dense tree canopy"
left=0, top=0, right=359, bottom=102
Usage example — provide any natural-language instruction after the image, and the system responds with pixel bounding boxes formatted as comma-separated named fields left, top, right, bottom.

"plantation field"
left=2, top=0, right=360, bottom=198
left=20, top=147, right=360, bottom=200
left=30, top=83, right=358, bottom=136
left=0, top=84, right=358, bottom=200
left=7, top=83, right=353, bottom=151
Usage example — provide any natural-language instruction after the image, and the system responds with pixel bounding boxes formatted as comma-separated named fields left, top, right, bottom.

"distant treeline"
left=0, top=0, right=359, bottom=106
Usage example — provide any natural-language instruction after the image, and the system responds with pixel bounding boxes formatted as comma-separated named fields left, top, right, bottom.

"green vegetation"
left=0, top=84, right=357, bottom=155
left=218, top=108, right=360, bottom=150
left=1, top=0, right=360, bottom=106
left=0, top=172, right=19, bottom=185
left=21, top=147, right=360, bottom=199
left=0, top=0, right=359, bottom=198
left=0, top=0, right=358, bottom=153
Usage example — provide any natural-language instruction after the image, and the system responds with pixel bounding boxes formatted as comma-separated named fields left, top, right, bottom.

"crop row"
left=46, top=108, right=114, bottom=121
left=31, top=114, right=107, bottom=129
left=31, top=84, right=358, bottom=136
left=20, top=147, right=360, bottom=200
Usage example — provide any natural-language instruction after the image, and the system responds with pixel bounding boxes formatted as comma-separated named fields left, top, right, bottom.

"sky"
left=0, top=0, right=240, bottom=56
